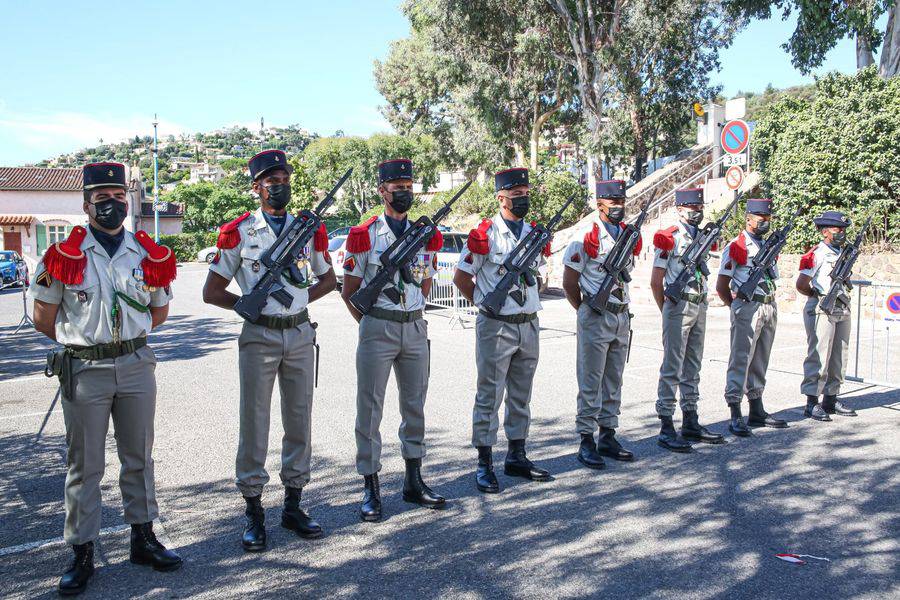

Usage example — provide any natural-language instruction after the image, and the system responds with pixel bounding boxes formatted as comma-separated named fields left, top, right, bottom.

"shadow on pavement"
left=1, top=391, right=897, bottom=599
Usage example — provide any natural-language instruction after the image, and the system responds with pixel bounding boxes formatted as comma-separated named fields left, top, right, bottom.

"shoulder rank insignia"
left=467, top=219, right=493, bottom=255
left=36, top=270, right=54, bottom=287
left=217, top=212, right=252, bottom=250
left=135, top=230, right=177, bottom=288
left=346, top=216, right=378, bottom=253
left=42, top=226, right=87, bottom=285
left=799, top=248, right=816, bottom=271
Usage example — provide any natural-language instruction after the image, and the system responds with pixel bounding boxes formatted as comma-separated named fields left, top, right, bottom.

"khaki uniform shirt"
left=563, top=219, right=633, bottom=306
left=800, top=241, right=841, bottom=295
left=653, top=221, right=709, bottom=295
left=344, top=214, right=435, bottom=312
left=719, top=230, right=779, bottom=296
left=28, top=228, right=172, bottom=346
left=210, top=208, right=331, bottom=316
left=456, top=213, right=544, bottom=315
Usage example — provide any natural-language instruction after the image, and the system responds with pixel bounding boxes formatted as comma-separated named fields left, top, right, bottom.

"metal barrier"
left=426, top=260, right=478, bottom=328
left=847, top=279, right=900, bottom=388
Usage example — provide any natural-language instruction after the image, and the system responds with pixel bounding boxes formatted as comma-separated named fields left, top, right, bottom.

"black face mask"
left=831, top=231, right=847, bottom=247
left=264, top=184, right=291, bottom=210
left=606, top=205, right=625, bottom=224
left=92, top=199, right=127, bottom=230
left=510, top=195, right=530, bottom=219
left=684, top=209, right=704, bottom=227
left=753, top=220, right=771, bottom=237
left=389, top=189, right=414, bottom=214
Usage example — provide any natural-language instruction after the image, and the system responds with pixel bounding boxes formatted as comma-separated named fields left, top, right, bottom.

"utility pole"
left=152, top=114, right=160, bottom=242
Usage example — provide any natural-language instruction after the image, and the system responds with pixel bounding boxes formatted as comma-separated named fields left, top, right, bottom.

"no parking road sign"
left=887, top=293, right=900, bottom=315
left=721, top=119, right=750, bottom=155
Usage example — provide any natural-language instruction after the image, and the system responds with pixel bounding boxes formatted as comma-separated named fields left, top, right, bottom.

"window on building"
left=47, top=225, right=68, bottom=245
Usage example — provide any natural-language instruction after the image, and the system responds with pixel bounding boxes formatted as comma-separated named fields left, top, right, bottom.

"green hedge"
left=160, top=232, right=218, bottom=262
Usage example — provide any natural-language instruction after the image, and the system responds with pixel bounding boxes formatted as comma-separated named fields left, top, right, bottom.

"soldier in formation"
left=30, top=162, right=181, bottom=595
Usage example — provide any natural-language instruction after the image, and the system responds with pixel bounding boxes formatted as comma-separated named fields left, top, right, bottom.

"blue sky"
left=0, top=1, right=885, bottom=165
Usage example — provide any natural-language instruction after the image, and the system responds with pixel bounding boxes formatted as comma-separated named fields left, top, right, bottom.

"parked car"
left=329, top=226, right=351, bottom=239
left=330, top=235, right=348, bottom=287
left=0, top=251, right=29, bottom=287
left=197, top=245, right=218, bottom=263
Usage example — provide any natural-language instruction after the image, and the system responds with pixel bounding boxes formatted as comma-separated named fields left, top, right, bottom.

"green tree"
left=170, top=180, right=256, bottom=233
left=752, top=67, right=899, bottom=250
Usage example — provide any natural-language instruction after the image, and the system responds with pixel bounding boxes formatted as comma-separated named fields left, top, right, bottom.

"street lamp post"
left=152, top=114, right=160, bottom=242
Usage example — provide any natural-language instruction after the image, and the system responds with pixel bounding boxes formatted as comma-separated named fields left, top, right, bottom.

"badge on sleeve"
left=343, top=257, right=355, bottom=271
left=571, top=252, right=581, bottom=263
left=464, top=253, right=474, bottom=264
left=36, top=271, right=53, bottom=287
left=324, top=250, right=332, bottom=265
left=431, top=253, right=438, bottom=270
left=212, top=251, right=221, bottom=265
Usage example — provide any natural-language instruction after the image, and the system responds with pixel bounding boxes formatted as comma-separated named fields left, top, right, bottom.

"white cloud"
left=0, top=107, right=188, bottom=164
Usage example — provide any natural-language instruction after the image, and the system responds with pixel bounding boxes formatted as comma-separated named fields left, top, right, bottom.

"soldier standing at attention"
left=340, top=158, right=446, bottom=522
left=30, top=162, right=181, bottom=595
left=203, top=150, right=336, bottom=551
left=561, top=180, right=639, bottom=469
left=715, top=199, right=788, bottom=437
left=796, top=211, right=858, bottom=421
left=454, top=167, right=550, bottom=493
left=649, top=188, right=724, bottom=452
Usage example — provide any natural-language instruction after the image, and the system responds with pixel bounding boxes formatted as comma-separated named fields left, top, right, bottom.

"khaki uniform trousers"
left=471, top=314, right=540, bottom=447
left=724, top=298, right=777, bottom=404
left=576, top=303, right=629, bottom=433
left=354, top=315, right=429, bottom=476
left=656, top=299, right=707, bottom=416
left=61, top=345, right=158, bottom=545
left=236, top=321, right=316, bottom=497
left=801, top=296, right=851, bottom=396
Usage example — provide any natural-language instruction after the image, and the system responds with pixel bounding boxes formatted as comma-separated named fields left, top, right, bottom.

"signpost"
left=720, top=119, right=750, bottom=155
left=725, top=166, right=744, bottom=191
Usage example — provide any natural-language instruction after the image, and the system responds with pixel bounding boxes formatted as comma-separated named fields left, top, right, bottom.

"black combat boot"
left=576, top=433, right=606, bottom=470
left=597, top=427, right=635, bottom=461
left=657, top=416, right=692, bottom=452
left=402, top=458, right=447, bottom=508
left=130, top=522, right=182, bottom=571
left=58, top=542, right=94, bottom=596
left=680, top=410, right=725, bottom=444
left=281, top=487, right=323, bottom=539
left=822, top=394, right=857, bottom=417
left=747, top=397, right=788, bottom=428
left=504, top=439, right=551, bottom=481
left=360, top=474, right=382, bottom=522
left=242, top=495, right=267, bottom=552
left=475, top=446, right=500, bottom=493
left=804, top=395, right=831, bottom=421
left=728, top=403, right=752, bottom=437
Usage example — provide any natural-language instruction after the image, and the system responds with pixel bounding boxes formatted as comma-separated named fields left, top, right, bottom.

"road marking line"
left=0, top=409, right=59, bottom=421
left=0, top=525, right=129, bottom=557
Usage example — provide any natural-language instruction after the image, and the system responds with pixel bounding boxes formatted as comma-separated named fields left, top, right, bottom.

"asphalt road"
left=0, top=264, right=897, bottom=599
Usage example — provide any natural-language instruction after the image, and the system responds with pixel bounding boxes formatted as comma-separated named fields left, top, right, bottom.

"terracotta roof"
left=141, top=202, right=184, bottom=218
left=0, top=167, right=83, bottom=191
left=0, top=215, right=34, bottom=226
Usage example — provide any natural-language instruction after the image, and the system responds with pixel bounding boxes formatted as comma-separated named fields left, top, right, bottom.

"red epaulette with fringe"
left=799, top=248, right=816, bottom=271
left=584, top=224, right=600, bottom=259
left=216, top=212, right=251, bottom=250
left=42, top=226, right=88, bottom=285
left=346, top=215, right=378, bottom=253
left=653, top=226, right=677, bottom=252
left=426, top=229, right=444, bottom=252
left=314, top=222, right=328, bottom=252
left=729, top=232, right=748, bottom=265
left=135, top=230, right=177, bottom=287
left=467, top=219, right=493, bottom=255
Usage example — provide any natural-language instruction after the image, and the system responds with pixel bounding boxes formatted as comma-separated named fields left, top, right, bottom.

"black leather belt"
left=479, top=310, right=537, bottom=324
left=368, top=307, right=423, bottom=323
left=66, top=337, right=147, bottom=360
left=751, top=293, right=775, bottom=304
left=253, top=309, right=309, bottom=329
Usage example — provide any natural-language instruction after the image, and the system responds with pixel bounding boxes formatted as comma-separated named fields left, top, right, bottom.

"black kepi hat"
left=495, top=168, right=529, bottom=192
left=675, top=188, right=703, bottom=206
left=378, top=159, right=413, bottom=183
left=83, top=162, right=127, bottom=190
left=746, top=198, right=773, bottom=215
left=248, top=149, right=292, bottom=181
left=813, top=210, right=851, bottom=228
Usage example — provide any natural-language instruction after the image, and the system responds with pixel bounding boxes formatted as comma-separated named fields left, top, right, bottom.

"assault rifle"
left=480, top=192, right=579, bottom=317
left=585, top=192, right=656, bottom=312
left=736, top=206, right=802, bottom=302
left=819, top=216, right=871, bottom=314
left=349, top=180, right=472, bottom=314
left=234, top=168, right=352, bottom=322
left=663, top=193, right=742, bottom=302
